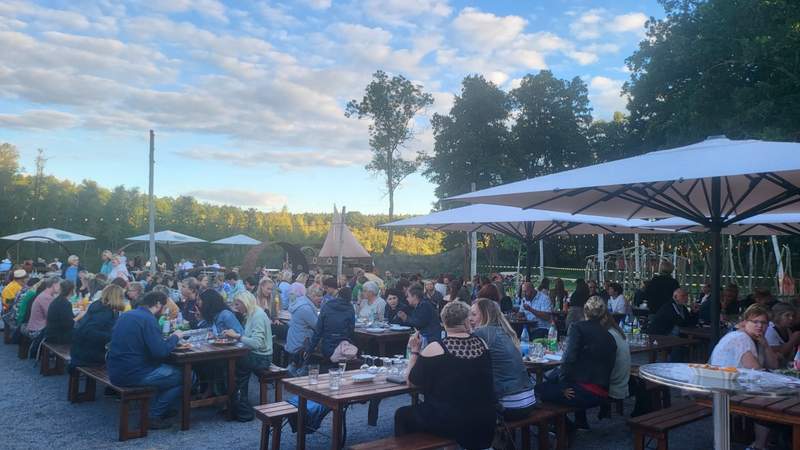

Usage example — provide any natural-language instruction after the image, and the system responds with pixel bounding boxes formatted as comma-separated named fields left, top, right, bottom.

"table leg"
left=712, top=391, right=730, bottom=450
left=378, top=341, right=386, bottom=357
left=226, top=357, right=236, bottom=421
left=296, top=397, right=307, bottom=450
left=331, top=407, right=343, bottom=450
left=180, top=362, right=192, bottom=431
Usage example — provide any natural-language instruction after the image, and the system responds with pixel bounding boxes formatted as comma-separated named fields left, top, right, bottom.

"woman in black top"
left=566, top=278, right=590, bottom=330
left=46, top=280, right=76, bottom=344
left=69, top=284, right=126, bottom=369
left=395, top=301, right=495, bottom=449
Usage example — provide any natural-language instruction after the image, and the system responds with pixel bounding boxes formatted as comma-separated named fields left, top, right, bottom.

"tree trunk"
left=384, top=151, right=394, bottom=255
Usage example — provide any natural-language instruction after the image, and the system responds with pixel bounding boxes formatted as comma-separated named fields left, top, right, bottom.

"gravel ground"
left=0, top=344, right=723, bottom=450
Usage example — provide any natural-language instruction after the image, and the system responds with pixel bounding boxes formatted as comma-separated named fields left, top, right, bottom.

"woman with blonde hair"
left=255, top=277, right=276, bottom=319
left=69, top=284, right=126, bottom=370
left=469, top=298, right=536, bottom=421
left=223, top=291, right=273, bottom=422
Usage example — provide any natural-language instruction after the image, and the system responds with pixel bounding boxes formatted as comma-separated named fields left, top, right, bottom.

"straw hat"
left=13, top=269, right=27, bottom=279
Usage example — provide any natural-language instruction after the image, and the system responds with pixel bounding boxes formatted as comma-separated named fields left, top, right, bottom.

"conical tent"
left=126, top=230, right=206, bottom=244
left=318, top=207, right=370, bottom=258
left=211, top=234, right=261, bottom=245
left=0, top=227, right=95, bottom=242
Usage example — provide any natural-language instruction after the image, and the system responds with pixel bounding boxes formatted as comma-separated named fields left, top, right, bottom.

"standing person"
left=223, top=291, right=272, bottom=422
left=423, top=280, right=444, bottom=310
left=307, top=287, right=356, bottom=363
left=45, top=280, right=76, bottom=344
left=108, top=255, right=130, bottom=281
left=469, top=298, right=536, bottom=421
left=61, top=255, right=83, bottom=286
left=99, top=250, right=113, bottom=276
left=285, top=285, right=319, bottom=373
left=566, top=279, right=590, bottom=330
left=2, top=269, right=27, bottom=312
left=25, top=277, right=61, bottom=338
left=107, top=291, right=188, bottom=429
left=644, top=261, right=680, bottom=315
left=397, top=285, right=442, bottom=345
left=70, top=284, right=126, bottom=370
left=606, top=282, right=627, bottom=314
left=357, top=281, right=386, bottom=322
left=520, top=281, right=552, bottom=339
left=535, top=297, right=616, bottom=430
left=394, top=301, right=495, bottom=449
left=551, top=278, right=569, bottom=312
left=433, top=275, right=447, bottom=298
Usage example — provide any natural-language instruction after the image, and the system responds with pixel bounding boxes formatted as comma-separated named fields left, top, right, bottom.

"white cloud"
left=588, top=76, right=628, bottom=119
left=176, top=147, right=370, bottom=170
left=145, top=0, right=228, bottom=23
left=570, top=9, right=648, bottom=41
left=184, top=189, right=288, bottom=210
left=610, top=13, right=648, bottom=33
left=362, top=0, right=451, bottom=27
left=301, top=0, right=332, bottom=10
left=0, top=109, right=79, bottom=130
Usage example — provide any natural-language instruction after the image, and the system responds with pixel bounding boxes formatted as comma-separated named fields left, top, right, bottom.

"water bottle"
left=176, top=311, right=184, bottom=328
left=547, top=322, right=558, bottom=351
left=632, top=317, right=640, bottom=335
left=161, top=318, right=171, bottom=336
left=420, top=335, right=428, bottom=350
left=521, top=327, right=530, bottom=344
left=794, top=348, right=800, bottom=370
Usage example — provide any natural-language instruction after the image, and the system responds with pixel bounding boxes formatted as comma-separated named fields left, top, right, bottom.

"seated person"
left=45, top=280, right=76, bottom=344
left=606, top=282, right=627, bottom=314
left=223, top=291, right=273, bottom=422
left=307, top=287, right=356, bottom=364
left=764, top=303, right=800, bottom=363
left=600, top=309, right=630, bottom=418
left=649, top=287, right=698, bottom=336
left=199, top=289, right=243, bottom=336
left=395, top=301, right=495, bottom=449
left=469, top=298, right=536, bottom=421
left=357, top=281, right=386, bottom=322
left=285, top=284, right=320, bottom=368
left=70, top=284, right=126, bottom=370
left=709, top=304, right=779, bottom=450
left=700, top=286, right=740, bottom=323
left=535, top=296, right=616, bottom=430
left=107, top=291, right=189, bottom=429
left=397, top=285, right=442, bottom=345
left=25, top=277, right=61, bottom=338
left=15, top=278, right=43, bottom=330
left=384, top=288, right=410, bottom=324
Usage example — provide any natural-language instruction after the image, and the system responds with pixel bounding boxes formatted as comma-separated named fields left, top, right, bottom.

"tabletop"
left=282, top=370, right=417, bottom=406
left=629, top=335, right=697, bottom=355
left=354, top=328, right=414, bottom=339
left=639, top=363, right=800, bottom=397
left=169, top=341, right=250, bottom=363
left=678, top=326, right=712, bottom=340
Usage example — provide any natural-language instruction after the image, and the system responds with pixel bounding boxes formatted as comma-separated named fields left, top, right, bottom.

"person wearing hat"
left=2, top=269, right=28, bottom=311
left=534, top=296, right=617, bottom=430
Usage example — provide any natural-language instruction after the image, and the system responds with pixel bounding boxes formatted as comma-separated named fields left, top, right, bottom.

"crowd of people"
left=1, top=253, right=799, bottom=449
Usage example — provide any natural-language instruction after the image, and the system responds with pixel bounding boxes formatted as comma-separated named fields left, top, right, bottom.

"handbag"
left=330, top=340, right=358, bottom=363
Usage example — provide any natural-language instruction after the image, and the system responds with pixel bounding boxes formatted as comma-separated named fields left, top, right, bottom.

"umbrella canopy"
left=126, top=230, right=206, bottom=244
left=450, top=137, right=800, bottom=222
left=211, top=234, right=261, bottom=245
left=0, top=227, right=95, bottom=242
left=449, top=136, right=800, bottom=347
left=649, top=213, right=800, bottom=236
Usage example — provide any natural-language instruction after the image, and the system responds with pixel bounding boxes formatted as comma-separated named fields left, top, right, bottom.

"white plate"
left=352, top=373, right=376, bottom=383
left=365, top=327, right=385, bottom=333
left=389, top=325, right=411, bottom=331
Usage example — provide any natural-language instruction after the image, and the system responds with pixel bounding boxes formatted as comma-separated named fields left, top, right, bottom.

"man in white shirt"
left=607, top=282, right=627, bottom=314
left=358, top=281, right=386, bottom=322
left=520, top=282, right=551, bottom=338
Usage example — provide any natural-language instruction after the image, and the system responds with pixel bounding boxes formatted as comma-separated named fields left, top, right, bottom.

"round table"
left=639, top=363, right=800, bottom=450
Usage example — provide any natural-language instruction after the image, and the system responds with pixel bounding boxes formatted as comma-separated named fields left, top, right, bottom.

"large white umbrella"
left=650, top=213, right=800, bottom=236
left=211, top=234, right=261, bottom=245
left=382, top=204, right=672, bottom=279
left=448, top=137, right=800, bottom=450
left=126, top=230, right=206, bottom=244
left=0, top=227, right=95, bottom=242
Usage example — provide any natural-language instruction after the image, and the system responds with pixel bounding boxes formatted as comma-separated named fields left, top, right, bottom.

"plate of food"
left=352, top=373, right=376, bottom=383
left=688, top=363, right=739, bottom=380
left=174, top=342, right=193, bottom=351
left=389, top=325, right=411, bottom=331
left=365, top=327, right=385, bottom=333
left=212, top=338, right=237, bottom=346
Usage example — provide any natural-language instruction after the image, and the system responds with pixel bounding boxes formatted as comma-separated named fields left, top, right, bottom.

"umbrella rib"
left=724, top=189, right=800, bottom=225
left=700, top=178, right=712, bottom=218
left=721, top=175, right=736, bottom=218
left=724, top=174, right=763, bottom=218
left=733, top=224, right=759, bottom=237
left=569, top=184, right=634, bottom=215
left=523, top=186, right=595, bottom=211
left=666, top=183, right=706, bottom=219
left=622, top=184, right=703, bottom=221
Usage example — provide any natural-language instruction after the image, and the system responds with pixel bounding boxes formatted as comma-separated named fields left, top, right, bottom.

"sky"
left=0, top=0, right=664, bottom=215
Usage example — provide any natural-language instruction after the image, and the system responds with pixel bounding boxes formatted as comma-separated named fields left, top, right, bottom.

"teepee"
left=318, top=206, right=370, bottom=259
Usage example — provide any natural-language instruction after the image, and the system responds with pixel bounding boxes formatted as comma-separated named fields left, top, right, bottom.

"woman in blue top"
left=199, top=289, right=243, bottom=336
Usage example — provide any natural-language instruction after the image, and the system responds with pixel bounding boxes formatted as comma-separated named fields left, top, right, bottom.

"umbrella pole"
left=710, top=177, right=722, bottom=348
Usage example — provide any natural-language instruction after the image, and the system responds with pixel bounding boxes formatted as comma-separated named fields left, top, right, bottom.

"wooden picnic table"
left=168, top=342, right=250, bottom=431
left=524, top=358, right=562, bottom=383
left=695, top=394, right=800, bottom=449
left=283, top=370, right=418, bottom=450
left=353, top=328, right=413, bottom=357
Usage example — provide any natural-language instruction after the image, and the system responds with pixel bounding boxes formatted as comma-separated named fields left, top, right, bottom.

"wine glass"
left=360, top=354, right=371, bottom=372
left=369, top=354, right=379, bottom=372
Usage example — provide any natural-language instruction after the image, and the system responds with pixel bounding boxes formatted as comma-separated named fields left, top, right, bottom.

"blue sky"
left=0, top=0, right=664, bottom=215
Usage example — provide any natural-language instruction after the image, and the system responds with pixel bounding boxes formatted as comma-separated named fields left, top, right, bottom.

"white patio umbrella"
left=1, top=227, right=95, bottom=242
left=449, top=136, right=800, bottom=450
left=649, top=213, right=800, bottom=236
left=382, top=204, right=672, bottom=280
left=126, top=230, right=206, bottom=244
left=211, top=234, right=262, bottom=245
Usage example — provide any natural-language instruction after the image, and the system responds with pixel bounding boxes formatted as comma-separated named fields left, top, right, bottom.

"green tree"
left=346, top=70, right=434, bottom=255
left=509, top=71, right=594, bottom=179
left=423, top=75, right=512, bottom=200
left=624, top=0, right=800, bottom=149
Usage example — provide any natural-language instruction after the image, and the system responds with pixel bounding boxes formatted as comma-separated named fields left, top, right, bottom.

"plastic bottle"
left=161, top=317, right=170, bottom=336
left=547, top=322, right=558, bottom=351
left=521, top=327, right=530, bottom=344
left=794, top=348, right=800, bottom=370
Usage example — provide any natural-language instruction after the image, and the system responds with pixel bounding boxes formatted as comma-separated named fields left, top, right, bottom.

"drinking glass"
left=308, top=364, right=320, bottom=385
left=339, top=362, right=347, bottom=374
left=329, top=368, right=342, bottom=391
left=360, top=355, right=371, bottom=372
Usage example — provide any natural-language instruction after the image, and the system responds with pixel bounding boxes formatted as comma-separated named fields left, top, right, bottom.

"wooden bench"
left=40, top=342, right=70, bottom=376
left=3, top=322, right=11, bottom=344
left=255, top=364, right=289, bottom=404
left=696, top=395, right=800, bottom=449
left=348, top=433, right=457, bottom=450
left=254, top=401, right=298, bottom=450
left=504, top=407, right=563, bottom=450
left=628, top=402, right=711, bottom=450
left=71, top=366, right=156, bottom=441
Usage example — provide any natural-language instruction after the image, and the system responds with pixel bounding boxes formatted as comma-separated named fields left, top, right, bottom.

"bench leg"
left=275, top=380, right=282, bottom=402
left=537, top=421, right=550, bottom=450
left=68, top=369, right=80, bottom=402
left=39, top=346, right=50, bottom=375
left=271, top=419, right=282, bottom=450
left=119, top=399, right=130, bottom=441
left=260, top=422, right=270, bottom=450
left=633, top=430, right=645, bottom=450
left=657, top=431, right=667, bottom=450
left=555, top=414, right=567, bottom=450
left=520, top=425, right=531, bottom=450
left=85, top=377, right=96, bottom=402
left=793, top=424, right=800, bottom=450
left=139, top=398, right=150, bottom=439
left=260, top=380, right=268, bottom=405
